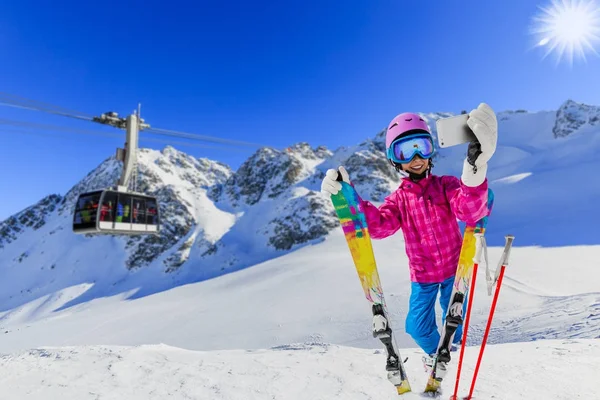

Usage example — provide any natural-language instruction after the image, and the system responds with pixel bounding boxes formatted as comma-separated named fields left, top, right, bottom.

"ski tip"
left=396, top=380, right=411, bottom=395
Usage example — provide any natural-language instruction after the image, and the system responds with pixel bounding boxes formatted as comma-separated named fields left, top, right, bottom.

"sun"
left=529, top=0, right=600, bottom=66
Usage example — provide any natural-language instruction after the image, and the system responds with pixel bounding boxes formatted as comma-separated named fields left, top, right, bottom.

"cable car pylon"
left=72, top=107, right=161, bottom=236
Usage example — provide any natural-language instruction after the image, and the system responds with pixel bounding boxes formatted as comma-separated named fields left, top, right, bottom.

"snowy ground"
left=1, top=339, right=597, bottom=399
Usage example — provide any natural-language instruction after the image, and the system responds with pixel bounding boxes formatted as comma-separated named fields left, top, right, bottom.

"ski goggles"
left=386, top=133, right=435, bottom=164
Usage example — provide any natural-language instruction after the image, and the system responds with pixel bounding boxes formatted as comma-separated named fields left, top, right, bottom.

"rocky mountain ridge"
left=1, top=99, right=597, bottom=281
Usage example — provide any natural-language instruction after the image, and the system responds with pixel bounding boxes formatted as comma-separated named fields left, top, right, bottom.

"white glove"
left=462, top=103, right=497, bottom=187
left=321, top=166, right=351, bottom=196
left=467, top=103, right=497, bottom=166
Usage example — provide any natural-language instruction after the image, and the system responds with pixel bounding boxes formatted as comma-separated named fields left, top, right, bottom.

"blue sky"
left=1, top=0, right=599, bottom=220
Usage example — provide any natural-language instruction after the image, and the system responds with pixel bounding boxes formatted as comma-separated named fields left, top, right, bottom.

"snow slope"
left=1, top=228, right=598, bottom=353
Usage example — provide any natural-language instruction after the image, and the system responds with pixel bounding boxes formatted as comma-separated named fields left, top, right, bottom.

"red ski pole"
left=450, top=233, right=484, bottom=400
left=465, top=234, right=514, bottom=400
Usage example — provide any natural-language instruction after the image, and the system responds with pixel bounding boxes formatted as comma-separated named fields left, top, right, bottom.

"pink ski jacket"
left=360, top=175, right=489, bottom=284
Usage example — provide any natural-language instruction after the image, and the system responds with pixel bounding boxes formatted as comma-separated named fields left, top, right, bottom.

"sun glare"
left=530, top=0, right=600, bottom=66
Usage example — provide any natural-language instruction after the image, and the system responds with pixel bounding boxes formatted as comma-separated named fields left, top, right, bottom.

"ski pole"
left=465, top=234, right=514, bottom=400
left=450, top=232, right=484, bottom=400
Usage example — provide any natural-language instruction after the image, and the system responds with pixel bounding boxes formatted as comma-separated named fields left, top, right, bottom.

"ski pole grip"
left=336, top=171, right=343, bottom=182
left=505, top=234, right=515, bottom=245
left=501, top=234, right=515, bottom=268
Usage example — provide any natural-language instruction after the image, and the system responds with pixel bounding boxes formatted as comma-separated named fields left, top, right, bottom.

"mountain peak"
left=553, top=99, right=600, bottom=138
left=160, top=145, right=178, bottom=155
left=285, top=142, right=328, bottom=160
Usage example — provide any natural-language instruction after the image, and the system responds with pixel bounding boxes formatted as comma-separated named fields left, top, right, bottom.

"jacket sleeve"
left=442, top=176, right=489, bottom=226
left=359, top=192, right=402, bottom=239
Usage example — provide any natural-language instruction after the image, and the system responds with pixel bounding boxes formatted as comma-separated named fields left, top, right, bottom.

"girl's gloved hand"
left=466, top=103, right=497, bottom=167
left=462, top=103, right=498, bottom=187
left=321, top=166, right=351, bottom=196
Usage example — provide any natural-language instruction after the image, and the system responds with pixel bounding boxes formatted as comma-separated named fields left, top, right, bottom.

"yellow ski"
left=330, top=180, right=411, bottom=395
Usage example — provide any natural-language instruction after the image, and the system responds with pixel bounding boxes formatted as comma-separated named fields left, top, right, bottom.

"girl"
left=321, top=103, right=498, bottom=375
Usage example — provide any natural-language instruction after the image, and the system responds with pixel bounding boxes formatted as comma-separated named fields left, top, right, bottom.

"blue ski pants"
left=405, top=274, right=468, bottom=355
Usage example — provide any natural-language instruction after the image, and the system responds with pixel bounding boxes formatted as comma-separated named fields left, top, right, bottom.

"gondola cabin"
left=73, top=190, right=160, bottom=235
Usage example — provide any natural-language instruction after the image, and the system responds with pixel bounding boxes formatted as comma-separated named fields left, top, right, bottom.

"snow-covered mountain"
left=553, top=99, right=600, bottom=138
left=1, top=99, right=599, bottom=305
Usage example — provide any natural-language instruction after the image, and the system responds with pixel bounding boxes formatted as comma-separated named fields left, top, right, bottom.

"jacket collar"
left=399, top=174, right=434, bottom=194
